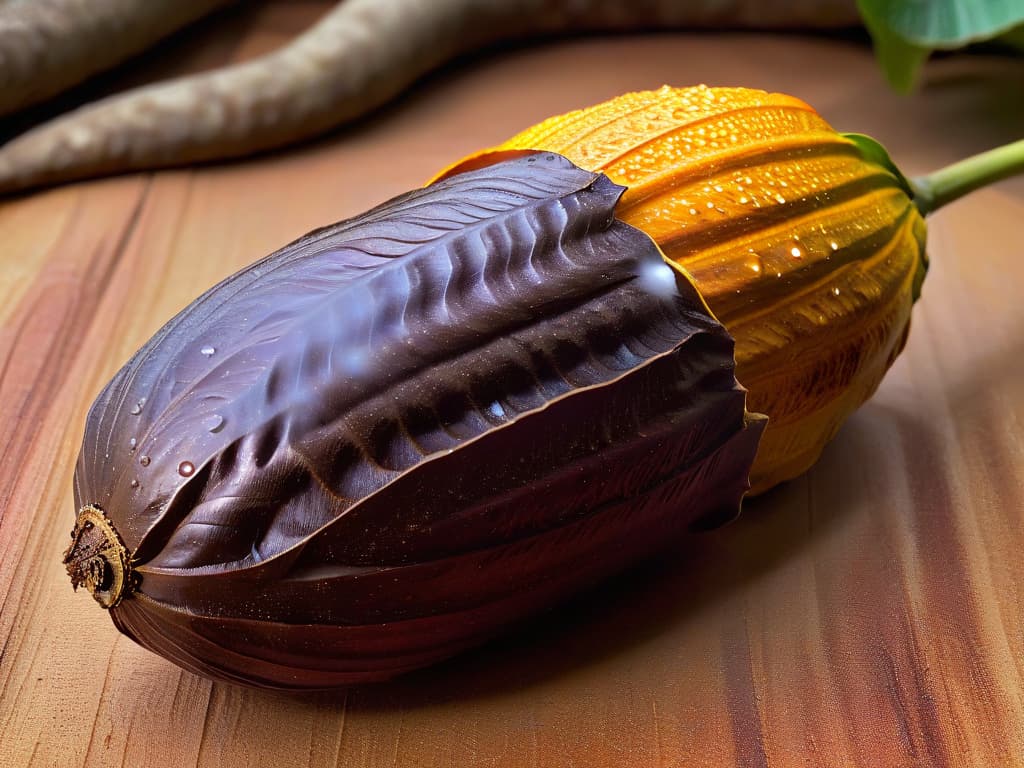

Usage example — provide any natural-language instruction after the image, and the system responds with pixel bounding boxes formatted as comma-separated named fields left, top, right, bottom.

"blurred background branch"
left=0, top=0, right=1020, bottom=195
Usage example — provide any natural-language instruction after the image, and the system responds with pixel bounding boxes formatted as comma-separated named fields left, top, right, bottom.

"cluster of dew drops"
left=603, top=84, right=863, bottom=307
left=125, top=343, right=227, bottom=489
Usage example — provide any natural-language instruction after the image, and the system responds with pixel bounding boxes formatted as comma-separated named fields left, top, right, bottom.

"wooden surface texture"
left=1, top=3, right=1023, bottom=766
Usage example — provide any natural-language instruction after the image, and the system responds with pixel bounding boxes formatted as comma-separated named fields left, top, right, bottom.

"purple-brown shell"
left=66, top=153, right=764, bottom=689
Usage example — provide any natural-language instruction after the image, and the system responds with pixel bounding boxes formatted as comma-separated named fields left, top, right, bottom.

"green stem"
left=912, top=138, right=1024, bottom=216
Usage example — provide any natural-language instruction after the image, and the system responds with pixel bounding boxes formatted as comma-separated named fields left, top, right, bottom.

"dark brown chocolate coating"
left=71, top=153, right=764, bottom=689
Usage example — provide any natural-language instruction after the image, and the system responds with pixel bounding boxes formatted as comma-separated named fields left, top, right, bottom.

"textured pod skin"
left=436, top=86, right=928, bottom=494
left=68, top=154, right=764, bottom=689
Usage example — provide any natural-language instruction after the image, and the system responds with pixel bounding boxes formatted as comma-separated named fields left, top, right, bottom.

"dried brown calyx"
left=63, top=505, right=134, bottom=609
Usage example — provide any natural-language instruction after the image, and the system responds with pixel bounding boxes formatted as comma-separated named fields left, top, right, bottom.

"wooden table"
left=2, top=5, right=1023, bottom=766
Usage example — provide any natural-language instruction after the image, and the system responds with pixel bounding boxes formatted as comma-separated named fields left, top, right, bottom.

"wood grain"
left=1, top=4, right=1023, bottom=766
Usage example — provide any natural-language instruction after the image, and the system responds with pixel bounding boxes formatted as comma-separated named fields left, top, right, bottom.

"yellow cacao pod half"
left=435, top=85, right=928, bottom=494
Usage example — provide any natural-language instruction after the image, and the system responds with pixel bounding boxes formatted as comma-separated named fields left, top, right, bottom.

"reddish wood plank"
left=0, top=6, right=1022, bottom=767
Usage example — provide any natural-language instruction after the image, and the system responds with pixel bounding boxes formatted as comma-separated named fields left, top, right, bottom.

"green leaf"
left=859, top=0, right=1024, bottom=47
left=859, top=12, right=931, bottom=91
left=858, top=0, right=1024, bottom=91
left=996, top=21, right=1024, bottom=51
left=841, top=133, right=914, bottom=197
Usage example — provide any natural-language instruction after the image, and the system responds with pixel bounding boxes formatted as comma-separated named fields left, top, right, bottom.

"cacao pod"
left=435, top=85, right=928, bottom=494
left=65, top=154, right=764, bottom=689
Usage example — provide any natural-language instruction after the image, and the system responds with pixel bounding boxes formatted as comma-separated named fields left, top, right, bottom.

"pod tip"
left=63, top=505, right=134, bottom=609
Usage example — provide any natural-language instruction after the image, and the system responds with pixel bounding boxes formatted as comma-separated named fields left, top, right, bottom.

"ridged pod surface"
left=436, top=86, right=928, bottom=493
left=66, top=154, right=764, bottom=689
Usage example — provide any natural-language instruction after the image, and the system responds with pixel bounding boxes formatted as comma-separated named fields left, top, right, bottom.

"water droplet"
left=688, top=208, right=698, bottom=216
left=204, top=414, right=225, bottom=433
left=129, top=402, right=142, bottom=416
left=775, top=195, right=787, bottom=204
left=739, top=196, right=749, bottom=205
left=139, top=455, right=151, bottom=467
left=790, top=247, right=803, bottom=259
left=130, top=479, right=139, bottom=489
left=706, top=202, right=715, bottom=209
left=201, top=345, right=216, bottom=357
left=129, top=437, right=137, bottom=451
left=178, top=461, right=195, bottom=477
left=488, top=401, right=506, bottom=419
left=830, top=241, right=839, bottom=251
left=832, top=287, right=842, bottom=296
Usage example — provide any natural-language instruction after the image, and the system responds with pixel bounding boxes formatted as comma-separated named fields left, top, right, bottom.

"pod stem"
left=912, top=138, right=1024, bottom=216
